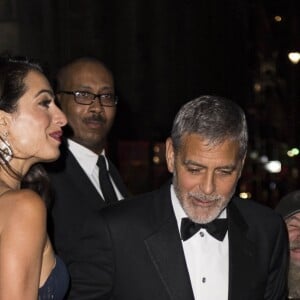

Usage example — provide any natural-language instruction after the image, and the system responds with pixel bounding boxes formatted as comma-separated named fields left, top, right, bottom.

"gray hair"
left=171, top=95, right=248, bottom=159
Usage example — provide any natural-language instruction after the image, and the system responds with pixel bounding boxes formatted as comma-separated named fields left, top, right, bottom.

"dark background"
left=1, top=0, right=300, bottom=206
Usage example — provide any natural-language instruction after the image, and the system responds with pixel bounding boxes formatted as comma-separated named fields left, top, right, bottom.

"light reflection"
left=274, top=15, right=282, bottom=22
left=287, top=148, right=299, bottom=157
left=288, top=52, right=300, bottom=64
left=239, top=192, right=252, bottom=199
left=264, top=161, right=281, bottom=173
left=153, top=156, right=160, bottom=164
left=153, top=145, right=160, bottom=153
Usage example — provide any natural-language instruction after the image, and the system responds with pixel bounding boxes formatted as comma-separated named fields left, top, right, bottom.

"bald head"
left=55, top=57, right=117, bottom=154
left=56, top=57, right=113, bottom=92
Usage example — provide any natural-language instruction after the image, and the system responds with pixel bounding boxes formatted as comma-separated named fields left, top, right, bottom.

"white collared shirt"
left=68, top=139, right=123, bottom=200
left=171, top=185, right=229, bottom=300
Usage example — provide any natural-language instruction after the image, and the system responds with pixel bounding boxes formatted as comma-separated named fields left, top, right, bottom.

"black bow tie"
left=180, top=217, right=228, bottom=241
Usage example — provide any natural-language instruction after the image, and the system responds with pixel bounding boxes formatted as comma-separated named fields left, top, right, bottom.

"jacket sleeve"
left=67, top=212, right=114, bottom=300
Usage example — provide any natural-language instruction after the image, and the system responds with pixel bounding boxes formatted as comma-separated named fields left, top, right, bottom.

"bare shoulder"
left=0, top=188, right=46, bottom=216
left=0, top=189, right=46, bottom=234
left=0, top=189, right=48, bottom=298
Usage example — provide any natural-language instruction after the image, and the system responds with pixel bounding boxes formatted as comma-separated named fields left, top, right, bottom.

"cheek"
left=67, top=115, right=82, bottom=130
left=104, top=109, right=116, bottom=125
left=66, top=107, right=85, bottom=128
left=11, top=116, right=35, bottom=137
left=217, top=179, right=235, bottom=194
left=10, top=120, right=45, bottom=153
left=216, top=175, right=240, bottom=195
left=176, top=169, right=199, bottom=192
left=63, top=103, right=83, bottom=121
left=289, top=230, right=300, bottom=242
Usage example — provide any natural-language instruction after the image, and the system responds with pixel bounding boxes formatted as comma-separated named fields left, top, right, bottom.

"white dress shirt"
left=68, top=139, right=123, bottom=200
left=170, top=185, right=229, bottom=300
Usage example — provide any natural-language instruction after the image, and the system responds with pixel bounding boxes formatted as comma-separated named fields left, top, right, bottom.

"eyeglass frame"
left=56, top=90, right=118, bottom=107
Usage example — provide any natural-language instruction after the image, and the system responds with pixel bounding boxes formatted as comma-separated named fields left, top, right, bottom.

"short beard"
left=173, top=171, right=229, bottom=224
left=288, top=262, right=300, bottom=298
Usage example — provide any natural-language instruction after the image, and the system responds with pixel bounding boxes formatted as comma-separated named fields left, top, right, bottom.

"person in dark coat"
left=46, top=57, right=129, bottom=299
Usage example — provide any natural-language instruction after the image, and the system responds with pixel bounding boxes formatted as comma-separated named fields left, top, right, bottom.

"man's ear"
left=238, top=153, right=247, bottom=178
left=165, top=137, right=175, bottom=173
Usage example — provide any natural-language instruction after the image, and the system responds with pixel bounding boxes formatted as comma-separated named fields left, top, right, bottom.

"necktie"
left=180, top=217, right=228, bottom=241
left=97, top=155, right=118, bottom=204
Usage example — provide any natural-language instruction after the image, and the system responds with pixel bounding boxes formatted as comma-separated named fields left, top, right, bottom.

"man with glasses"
left=46, top=56, right=129, bottom=299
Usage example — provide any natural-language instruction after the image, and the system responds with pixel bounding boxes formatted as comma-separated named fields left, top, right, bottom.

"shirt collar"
left=67, top=139, right=105, bottom=176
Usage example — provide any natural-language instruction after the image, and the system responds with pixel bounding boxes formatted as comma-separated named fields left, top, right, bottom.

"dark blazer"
left=46, top=144, right=129, bottom=299
left=83, top=182, right=288, bottom=300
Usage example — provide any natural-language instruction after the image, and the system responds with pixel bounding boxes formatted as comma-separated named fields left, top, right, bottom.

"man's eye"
left=76, top=91, right=90, bottom=97
left=288, top=223, right=300, bottom=229
left=187, top=168, right=200, bottom=174
left=100, top=93, right=114, bottom=100
left=219, top=170, right=232, bottom=175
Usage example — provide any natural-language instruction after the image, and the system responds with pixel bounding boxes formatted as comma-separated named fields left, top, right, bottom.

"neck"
left=0, top=171, right=21, bottom=190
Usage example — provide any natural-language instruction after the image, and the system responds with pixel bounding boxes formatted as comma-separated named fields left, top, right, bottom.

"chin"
left=186, top=207, right=221, bottom=224
left=291, top=256, right=300, bottom=267
left=182, top=197, right=228, bottom=223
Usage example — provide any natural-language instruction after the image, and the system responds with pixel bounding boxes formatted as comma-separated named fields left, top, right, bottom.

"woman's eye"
left=39, top=99, right=52, bottom=108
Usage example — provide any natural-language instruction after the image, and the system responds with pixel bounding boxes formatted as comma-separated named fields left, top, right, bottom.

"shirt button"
left=200, top=231, right=204, bottom=237
left=202, top=277, right=206, bottom=283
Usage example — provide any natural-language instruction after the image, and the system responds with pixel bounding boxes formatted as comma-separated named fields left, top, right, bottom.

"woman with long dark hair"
left=0, top=56, right=69, bottom=299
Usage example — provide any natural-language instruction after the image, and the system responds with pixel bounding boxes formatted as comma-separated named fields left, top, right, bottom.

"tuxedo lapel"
left=227, top=200, right=256, bottom=300
left=144, top=184, right=194, bottom=300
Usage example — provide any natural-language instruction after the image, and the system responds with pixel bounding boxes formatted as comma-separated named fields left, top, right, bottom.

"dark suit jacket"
left=46, top=144, right=128, bottom=299
left=83, top=182, right=288, bottom=300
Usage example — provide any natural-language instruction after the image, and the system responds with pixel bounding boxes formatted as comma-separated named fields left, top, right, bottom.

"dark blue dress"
left=38, top=256, right=69, bottom=300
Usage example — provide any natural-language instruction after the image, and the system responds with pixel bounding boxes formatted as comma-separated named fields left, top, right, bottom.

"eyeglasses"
left=57, top=91, right=118, bottom=107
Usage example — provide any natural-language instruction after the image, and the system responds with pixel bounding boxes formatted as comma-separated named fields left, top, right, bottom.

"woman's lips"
left=49, top=131, right=63, bottom=142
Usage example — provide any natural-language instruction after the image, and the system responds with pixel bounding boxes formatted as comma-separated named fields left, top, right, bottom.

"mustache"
left=188, top=191, right=224, bottom=202
left=83, top=114, right=106, bottom=123
left=290, top=241, right=300, bottom=250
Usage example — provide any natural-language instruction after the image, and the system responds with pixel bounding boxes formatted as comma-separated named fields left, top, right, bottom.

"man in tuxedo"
left=46, top=56, right=128, bottom=298
left=87, top=95, right=288, bottom=299
left=276, top=191, right=300, bottom=299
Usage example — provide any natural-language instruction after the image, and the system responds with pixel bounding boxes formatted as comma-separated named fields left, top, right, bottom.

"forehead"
left=178, top=133, right=241, bottom=163
left=286, top=212, right=300, bottom=223
left=65, top=62, right=113, bottom=87
left=23, top=70, right=51, bottom=93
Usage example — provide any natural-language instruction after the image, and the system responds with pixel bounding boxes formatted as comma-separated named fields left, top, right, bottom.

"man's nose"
left=89, top=97, right=105, bottom=112
left=199, top=173, right=215, bottom=195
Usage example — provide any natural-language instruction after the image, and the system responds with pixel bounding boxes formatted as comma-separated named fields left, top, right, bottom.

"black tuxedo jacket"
left=84, top=182, right=288, bottom=300
left=46, top=145, right=128, bottom=299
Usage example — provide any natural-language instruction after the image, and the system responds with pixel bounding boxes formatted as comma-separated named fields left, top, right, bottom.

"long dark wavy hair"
left=0, top=55, right=51, bottom=204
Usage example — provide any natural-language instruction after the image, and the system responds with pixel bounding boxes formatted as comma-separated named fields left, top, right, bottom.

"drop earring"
left=0, top=132, right=13, bottom=164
